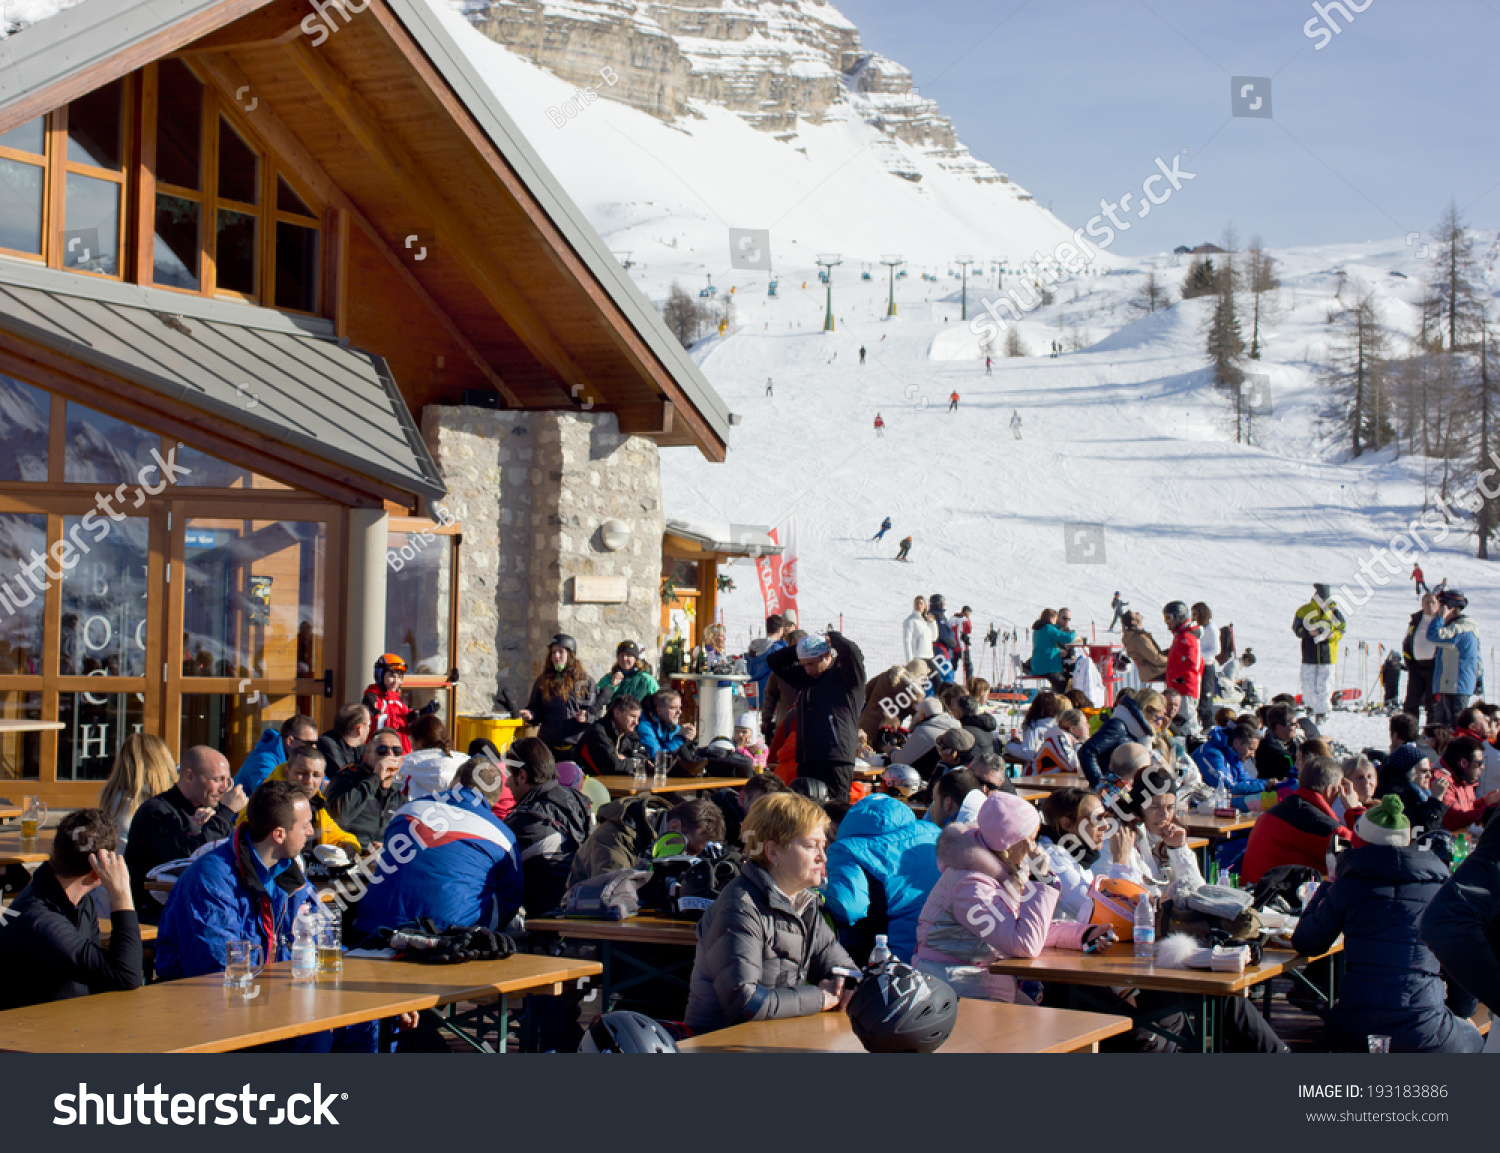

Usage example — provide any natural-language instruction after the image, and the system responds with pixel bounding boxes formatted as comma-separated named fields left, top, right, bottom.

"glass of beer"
left=20, top=796, right=46, bottom=839
left=317, top=915, right=343, bottom=977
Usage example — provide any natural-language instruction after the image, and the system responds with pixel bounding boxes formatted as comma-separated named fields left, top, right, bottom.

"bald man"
left=124, top=745, right=248, bottom=922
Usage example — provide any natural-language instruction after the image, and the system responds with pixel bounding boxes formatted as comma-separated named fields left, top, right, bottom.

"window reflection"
left=385, top=530, right=452, bottom=676
left=59, top=515, right=149, bottom=677
left=0, top=375, right=49, bottom=481
left=0, top=514, right=46, bottom=673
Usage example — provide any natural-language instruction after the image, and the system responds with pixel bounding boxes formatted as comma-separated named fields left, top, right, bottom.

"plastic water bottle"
left=868, top=934, right=893, bottom=971
left=291, top=905, right=318, bottom=983
left=1133, top=894, right=1156, bottom=959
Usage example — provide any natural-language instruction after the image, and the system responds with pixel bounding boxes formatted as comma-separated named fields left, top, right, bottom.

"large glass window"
left=61, top=80, right=126, bottom=278
left=59, top=515, right=150, bottom=677
left=0, top=157, right=44, bottom=255
left=63, top=402, right=160, bottom=486
left=181, top=692, right=294, bottom=778
left=170, top=443, right=289, bottom=490
left=385, top=529, right=452, bottom=677
left=0, top=375, right=50, bottom=481
left=275, top=221, right=320, bottom=313
left=66, top=79, right=124, bottom=171
left=155, top=60, right=203, bottom=192
left=0, top=692, right=43, bottom=780
left=0, top=514, right=47, bottom=674
left=153, top=194, right=200, bottom=290
left=183, top=518, right=325, bottom=679
left=63, top=172, right=120, bottom=275
left=58, top=690, right=145, bottom=782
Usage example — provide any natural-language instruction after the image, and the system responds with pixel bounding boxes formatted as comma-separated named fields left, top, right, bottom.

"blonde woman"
left=97, top=733, right=176, bottom=850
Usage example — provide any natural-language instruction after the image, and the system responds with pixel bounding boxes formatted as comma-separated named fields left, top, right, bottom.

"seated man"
left=1240, top=755, right=1355, bottom=884
left=1255, top=703, right=1299, bottom=781
left=568, top=796, right=725, bottom=888
left=0, top=809, right=142, bottom=1010
left=234, top=713, right=319, bottom=793
left=317, top=703, right=370, bottom=775
left=1192, top=721, right=1280, bottom=805
left=572, top=693, right=644, bottom=777
left=504, top=737, right=595, bottom=915
left=933, top=727, right=977, bottom=773
left=325, top=728, right=405, bottom=851
left=822, top=792, right=940, bottom=964
left=967, top=753, right=1019, bottom=798
left=355, top=756, right=524, bottom=939
left=712, top=771, right=791, bottom=849
left=925, top=766, right=983, bottom=828
left=124, top=746, right=247, bottom=921
left=954, top=694, right=1002, bottom=758
left=235, top=745, right=361, bottom=856
left=637, top=690, right=697, bottom=761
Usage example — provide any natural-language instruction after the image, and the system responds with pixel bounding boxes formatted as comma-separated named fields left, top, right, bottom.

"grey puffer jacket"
left=685, top=861, right=854, bottom=1034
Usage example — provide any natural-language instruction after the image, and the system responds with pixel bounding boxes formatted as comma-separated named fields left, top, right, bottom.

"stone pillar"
left=344, top=508, right=388, bottom=706
left=422, top=406, right=664, bottom=715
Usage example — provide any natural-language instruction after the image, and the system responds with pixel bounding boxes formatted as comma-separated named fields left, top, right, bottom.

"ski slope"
left=428, top=2, right=1500, bottom=726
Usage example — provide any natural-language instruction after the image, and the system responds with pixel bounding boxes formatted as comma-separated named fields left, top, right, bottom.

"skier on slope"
left=895, top=535, right=913, bottom=562
left=872, top=516, right=893, bottom=543
left=1108, top=591, right=1127, bottom=631
left=1009, top=410, right=1023, bottom=439
left=766, top=377, right=773, bottom=396
left=985, top=356, right=992, bottom=375
left=859, top=345, right=866, bottom=364
left=1292, top=582, right=1346, bottom=723
left=1411, top=564, right=1427, bottom=595
left=948, top=390, right=959, bottom=413
left=874, top=413, right=886, bottom=438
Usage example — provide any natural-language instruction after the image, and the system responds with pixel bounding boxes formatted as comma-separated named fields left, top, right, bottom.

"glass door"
left=164, top=499, right=343, bottom=767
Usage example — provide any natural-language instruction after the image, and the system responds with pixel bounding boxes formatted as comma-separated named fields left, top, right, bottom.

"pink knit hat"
left=976, top=790, right=1040, bottom=854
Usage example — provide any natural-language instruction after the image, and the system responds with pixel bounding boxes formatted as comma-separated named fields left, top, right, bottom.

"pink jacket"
left=915, top=823, right=1089, bottom=1002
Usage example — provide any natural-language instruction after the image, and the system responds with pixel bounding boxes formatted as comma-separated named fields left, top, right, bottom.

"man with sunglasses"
left=1435, top=735, right=1500, bottom=833
left=326, top=728, right=406, bottom=852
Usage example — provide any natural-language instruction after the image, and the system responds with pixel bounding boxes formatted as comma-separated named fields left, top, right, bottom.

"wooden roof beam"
left=184, top=49, right=522, bottom=408
left=286, top=36, right=601, bottom=412
left=175, top=0, right=307, bottom=53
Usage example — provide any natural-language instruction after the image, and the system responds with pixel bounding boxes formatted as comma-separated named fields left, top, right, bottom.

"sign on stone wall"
left=572, top=575, right=628, bottom=603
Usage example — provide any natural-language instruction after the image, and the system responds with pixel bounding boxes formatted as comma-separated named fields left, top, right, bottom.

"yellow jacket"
left=234, top=764, right=362, bottom=855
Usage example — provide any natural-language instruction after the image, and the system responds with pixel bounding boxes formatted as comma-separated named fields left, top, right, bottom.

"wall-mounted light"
left=600, top=519, right=631, bottom=551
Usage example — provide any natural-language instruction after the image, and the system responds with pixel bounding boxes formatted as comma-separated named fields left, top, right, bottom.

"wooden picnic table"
left=0, top=806, right=19, bottom=824
left=1017, top=788, right=1048, bottom=803
left=1014, top=773, right=1089, bottom=792
left=990, top=941, right=1322, bottom=1052
left=593, top=774, right=749, bottom=798
left=0, top=953, right=600, bottom=1054
left=0, top=830, right=50, bottom=866
left=679, top=998, right=1132, bottom=1054
left=527, top=914, right=698, bottom=1009
left=526, top=914, right=698, bottom=946
left=98, top=919, right=158, bottom=944
left=1179, top=811, right=1259, bottom=838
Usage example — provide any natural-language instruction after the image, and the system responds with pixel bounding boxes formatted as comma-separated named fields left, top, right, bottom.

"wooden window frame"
left=0, top=115, right=51, bottom=264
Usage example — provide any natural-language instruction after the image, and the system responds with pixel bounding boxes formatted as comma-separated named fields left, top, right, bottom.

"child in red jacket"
left=362, top=653, right=439, bottom=754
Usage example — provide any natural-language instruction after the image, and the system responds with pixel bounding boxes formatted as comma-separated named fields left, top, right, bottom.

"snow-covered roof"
left=665, top=518, right=782, bottom=557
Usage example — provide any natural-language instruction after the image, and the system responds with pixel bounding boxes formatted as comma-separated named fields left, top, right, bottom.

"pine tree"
left=1004, top=327, right=1027, bottom=357
left=1244, top=236, right=1279, bottom=358
left=1431, top=201, right=1485, bottom=352
left=1129, top=270, right=1166, bottom=316
left=1327, top=288, right=1391, bottom=458
left=1181, top=256, right=1217, bottom=300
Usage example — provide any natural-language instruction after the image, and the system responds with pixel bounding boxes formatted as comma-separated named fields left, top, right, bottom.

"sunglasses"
left=373, top=745, right=403, bottom=757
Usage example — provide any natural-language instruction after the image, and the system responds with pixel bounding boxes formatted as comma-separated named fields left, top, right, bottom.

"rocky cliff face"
left=453, top=0, right=1008, bottom=184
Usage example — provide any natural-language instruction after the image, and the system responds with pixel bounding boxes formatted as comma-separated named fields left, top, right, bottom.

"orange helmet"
left=1087, top=876, right=1149, bottom=941
left=375, top=653, right=407, bottom=680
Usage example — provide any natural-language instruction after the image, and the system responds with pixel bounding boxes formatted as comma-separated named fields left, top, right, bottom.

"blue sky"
left=836, top=0, right=1500, bottom=253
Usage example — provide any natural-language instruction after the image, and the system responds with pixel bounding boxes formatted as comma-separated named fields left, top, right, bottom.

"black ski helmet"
left=928, top=594, right=946, bottom=613
left=548, top=633, right=577, bottom=655
left=578, top=1011, right=680, bottom=1053
left=1162, top=601, right=1189, bottom=625
left=791, top=777, right=830, bottom=804
left=1438, top=588, right=1469, bottom=612
left=1313, top=582, right=1331, bottom=601
left=847, top=961, right=959, bottom=1053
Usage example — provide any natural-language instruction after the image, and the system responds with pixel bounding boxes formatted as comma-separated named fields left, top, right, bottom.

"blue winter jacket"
left=1192, top=726, right=1265, bottom=795
left=1428, top=615, right=1481, bottom=697
left=746, top=639, right=786, bottom=701
left=821, top=794, right=940, bottom=963
left=638, top=714, right=689, bottom=759
left=155, top=831, right=319, bottom=981
left=1294, top=843, right=1472, bottom=1053
left=354, top=788, right=524, bottom=937
left=1029, top=623, right=1075, bottom=676
left=233, top=727, right=286, bottom=793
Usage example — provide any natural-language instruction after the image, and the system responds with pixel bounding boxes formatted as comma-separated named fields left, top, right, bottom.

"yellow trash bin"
left=455, top=715, right=525, bottom=757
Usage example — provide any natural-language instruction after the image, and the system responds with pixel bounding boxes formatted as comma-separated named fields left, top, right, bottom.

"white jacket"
left=397, top=747, right=468, bottom=799
left=1039, top=836, right=1133, bottom=922
left=1099, top=827, right=1204, bottom=896
left=1004, top=718, right=1057, bottom=765
left=903, top=612, right=937, bottom=661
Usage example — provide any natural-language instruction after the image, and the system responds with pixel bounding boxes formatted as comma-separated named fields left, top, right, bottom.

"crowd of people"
left=2, top=588, right=1498, bottom=1055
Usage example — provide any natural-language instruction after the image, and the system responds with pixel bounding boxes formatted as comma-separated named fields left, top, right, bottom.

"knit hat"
left=1386, top=742, right=1429, bottom=781
left=555, top=761, right=584, bottom=790
left=904, top=659, right=928, bottom=678
left=735, top=712, right=757, bottom=730
left=1356, top=794, right=1412, bottom=847
left=915, top=697, right=945, bottom=720
left=976, top=790, right=1040, bottom=855
left=937, top=728, right=975, bottom=754
left=796, top=634, right=832, bottom=661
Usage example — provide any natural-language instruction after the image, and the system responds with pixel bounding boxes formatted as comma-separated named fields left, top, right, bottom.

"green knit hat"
left=1356, top=794, right=1411, bottom=847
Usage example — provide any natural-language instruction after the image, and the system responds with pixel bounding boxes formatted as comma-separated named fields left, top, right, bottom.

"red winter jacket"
left=1433, top=768, right=1493, bottom=832
left=1240, top=787, right=1350, bottom=884
left=1165, top=623, right=1203, bottom=699
left=363, top=682, right=416, bottom=754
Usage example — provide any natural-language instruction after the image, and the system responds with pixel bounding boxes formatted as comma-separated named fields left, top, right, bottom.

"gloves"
left=420, top=699, right=441, bottom=717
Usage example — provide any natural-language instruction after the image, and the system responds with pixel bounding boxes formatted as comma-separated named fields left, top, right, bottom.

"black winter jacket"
left=1422, top=815, right=1500, bottom=1013
left=525, top=675, right=598, bottom=750
left=962, top=713, right=1001, bottom=760
left=505, top=780, right=595, bottom=915
left=0, top=864, right=143, bottom=1010
left=324, top=764, right=403, bottom=850
left=123, top=785, right=237, bottom=921
left=767, top=632, right=866, bottom=769
left=1256, top=735, right=1297, bottom=781
left=1076, top=696, right=1152, bottom=788
left=571, top=714, right=643, bottom=777
left=1294, top=844, right=1465, bottom=1052
left=317, top=730, right=363, bottom=774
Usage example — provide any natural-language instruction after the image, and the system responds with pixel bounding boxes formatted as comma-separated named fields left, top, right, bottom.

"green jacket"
left=597, top=667, right=660, bottom=707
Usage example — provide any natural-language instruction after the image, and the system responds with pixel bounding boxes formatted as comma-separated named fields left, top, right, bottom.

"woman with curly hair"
left=519, top=634, right=597, bottom=753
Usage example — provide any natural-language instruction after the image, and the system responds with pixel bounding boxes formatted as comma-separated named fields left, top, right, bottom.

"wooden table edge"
left=1041, top=1012, right=1134, bottom=1053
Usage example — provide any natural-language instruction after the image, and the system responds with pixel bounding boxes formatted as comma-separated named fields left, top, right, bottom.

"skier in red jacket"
left=1163, top=601, right=1204, bottom=737
left=362, top=653, right=439, bottom=755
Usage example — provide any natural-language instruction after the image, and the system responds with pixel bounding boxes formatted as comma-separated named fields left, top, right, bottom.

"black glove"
left=420, top=699, right=441, bottom=716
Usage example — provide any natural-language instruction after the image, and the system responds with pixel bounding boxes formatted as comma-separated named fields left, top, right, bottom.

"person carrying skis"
left=1108, top=592, right=1127, bottom=631
left=896, top=535, right=913, bottom=562
left=1009, top=410, right=1023, bottom=439
left=872, top=517, right=893, bottom=543
left=948, top=390, right=959, bottom=412
left=874, top=413, right=885, bottom=438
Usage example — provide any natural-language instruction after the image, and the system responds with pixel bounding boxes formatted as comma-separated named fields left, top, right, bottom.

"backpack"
left=1217, top=624, right=1236, bottom=666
